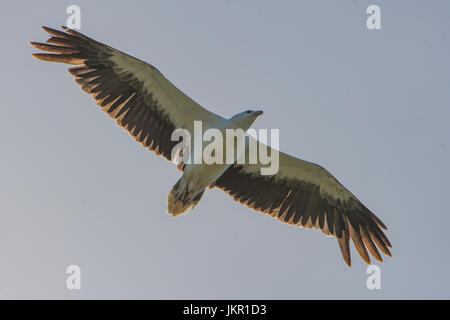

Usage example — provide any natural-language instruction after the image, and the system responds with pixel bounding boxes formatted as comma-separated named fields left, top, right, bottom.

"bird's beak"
left=255, top=110, right=264, bottom=117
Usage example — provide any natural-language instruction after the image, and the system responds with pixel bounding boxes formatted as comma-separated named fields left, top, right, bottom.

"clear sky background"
left=0, top=0, right=449, bottom=299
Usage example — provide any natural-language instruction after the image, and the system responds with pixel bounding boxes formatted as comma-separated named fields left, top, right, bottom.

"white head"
left=229, top=109, right=263, bottom=130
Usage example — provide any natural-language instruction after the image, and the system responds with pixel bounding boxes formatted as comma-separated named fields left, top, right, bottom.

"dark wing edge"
left=213, top=164, right=392, bottom=267
left=31, top=26, right=178, bottom=161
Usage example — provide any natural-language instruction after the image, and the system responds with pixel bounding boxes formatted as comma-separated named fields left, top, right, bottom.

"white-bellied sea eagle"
left=31, top=26, right=392, bottom=267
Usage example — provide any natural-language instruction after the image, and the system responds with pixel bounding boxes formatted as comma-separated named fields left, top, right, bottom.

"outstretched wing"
left=214, top=136, right=391, bottom=266
left=31, top=26, right=220, bottom=161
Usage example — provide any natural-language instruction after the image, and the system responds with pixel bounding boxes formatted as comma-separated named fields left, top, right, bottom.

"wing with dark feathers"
left=213, top=137, right=392, bottom=267
left=31, top=26, right=219, bottom=162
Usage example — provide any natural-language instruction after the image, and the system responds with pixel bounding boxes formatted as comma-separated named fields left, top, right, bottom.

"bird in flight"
left=31, top=26, right=391, bottom=267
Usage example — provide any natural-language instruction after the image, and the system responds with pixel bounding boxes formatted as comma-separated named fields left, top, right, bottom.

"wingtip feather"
left=42, top=26, right=55, bottom=33
left=32, top=53, right=84, bottom=65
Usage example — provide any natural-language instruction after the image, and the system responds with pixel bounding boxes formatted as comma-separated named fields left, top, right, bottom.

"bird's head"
left=230, top=109, right=264, bottom=129
left=240, top=109, right=264, bottom=118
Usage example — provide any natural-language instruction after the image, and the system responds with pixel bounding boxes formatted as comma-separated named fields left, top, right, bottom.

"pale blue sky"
left=0, top=0, right=449, bottom=298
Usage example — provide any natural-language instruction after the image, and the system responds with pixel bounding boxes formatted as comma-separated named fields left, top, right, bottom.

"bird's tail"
left=167, top=179, right=205, bottom=217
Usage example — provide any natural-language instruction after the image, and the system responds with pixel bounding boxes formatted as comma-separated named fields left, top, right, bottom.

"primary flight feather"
left=31, top=26, right=392, bottom=267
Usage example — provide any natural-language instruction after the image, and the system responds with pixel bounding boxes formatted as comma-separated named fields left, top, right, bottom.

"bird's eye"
left=245, top=110, right=251, bottom=114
